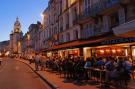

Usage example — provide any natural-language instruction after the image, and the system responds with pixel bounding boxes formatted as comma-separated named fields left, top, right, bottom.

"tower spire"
left=14, top=17, right=21, bottom=33
left=16, top=17, right=19, bottom=21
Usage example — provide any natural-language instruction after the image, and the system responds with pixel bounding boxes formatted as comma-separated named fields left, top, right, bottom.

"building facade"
left=0, top=40, right=9, bottom=56
left=40, top=0, right=135, bottom=63
left=28, top=21, right=42, bottom=54
left=10, top=17, right=23, bottom=55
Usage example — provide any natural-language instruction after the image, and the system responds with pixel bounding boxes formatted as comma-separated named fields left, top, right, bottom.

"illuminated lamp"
left=112, top=49, right=116, bottom=53
left=100, top=50, right=104, bottom=54
left=132, top=49, right=135, bottom=56
left=74, top=50, right=78, bottom=54
left=106, top=49, right=110, bottom=53
left=117, top=49, right=121, bottom=52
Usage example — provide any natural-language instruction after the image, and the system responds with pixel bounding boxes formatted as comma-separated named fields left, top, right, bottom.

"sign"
left=101, top=37, right=135, bottom=45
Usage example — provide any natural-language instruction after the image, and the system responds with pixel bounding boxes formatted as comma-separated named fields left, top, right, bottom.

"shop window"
left=132, top=48, right=135, bottom=56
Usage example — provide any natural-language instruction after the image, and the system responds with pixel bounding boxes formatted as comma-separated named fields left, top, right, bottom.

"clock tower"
left=10, top=17, right=23, bottom=55
left=14, top=17, right=21, bottom=33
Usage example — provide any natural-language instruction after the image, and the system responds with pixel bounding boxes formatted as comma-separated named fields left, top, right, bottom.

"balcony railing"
left=77, top=0, right=121, bottom=23
left=113, top=19, right=135, bottom=35
left=92, top=0, right=121, bottom=14
left=81, top=23, right=106, bottom=39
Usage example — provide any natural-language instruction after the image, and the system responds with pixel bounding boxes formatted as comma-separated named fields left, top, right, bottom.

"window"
left=59, top=17, right=63, bottom=32
left=60, top=35, right=64, bottom=43
left=66, top=0, right=69, bottom=8
left=66, top=33, right=70, bottom=42
left=60, top=0, right=62, bottom=14
left=110, top=12, right=119, bottom=28
left=73, top=30, right=79, bottom=40
left=66, top=13, right=69, bottom=29
left=72, top=7, right=77, bottom=24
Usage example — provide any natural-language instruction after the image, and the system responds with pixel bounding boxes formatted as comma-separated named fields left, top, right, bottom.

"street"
left=0, top=58, right=51, bottom=89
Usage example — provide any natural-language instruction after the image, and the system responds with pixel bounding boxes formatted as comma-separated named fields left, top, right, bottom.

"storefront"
left=58, top=48, right=79, bottom=58
left=91, top=46, right=129, bottom=57
left=82, top=37, right=135, bottom=63
left=45, top=36, right=135, bottom=63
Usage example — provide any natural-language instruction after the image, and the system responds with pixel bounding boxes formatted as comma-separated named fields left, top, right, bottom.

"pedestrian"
left=29, top=55, right=33, bottom=64
left=34, top=54, right=40, bottom=71
left=41, top=55, right=46, bottom=71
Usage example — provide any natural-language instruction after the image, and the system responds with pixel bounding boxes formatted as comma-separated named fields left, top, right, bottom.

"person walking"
left=41, top=55, right=46, bottom=71
left=34, top=54, right=40, bottom=71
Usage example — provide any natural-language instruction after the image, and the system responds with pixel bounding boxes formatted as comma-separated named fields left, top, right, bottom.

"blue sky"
left=0, top=0, right=48, bottom=41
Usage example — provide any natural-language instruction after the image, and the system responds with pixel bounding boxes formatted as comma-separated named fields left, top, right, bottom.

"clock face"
left=15, top=29, right=19, bottom=32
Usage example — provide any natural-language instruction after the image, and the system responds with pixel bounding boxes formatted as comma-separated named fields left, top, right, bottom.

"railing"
left=91, top=0, right=120, bottom=14
left=81, top=24, right=105, bottom=39
left=77, top=0, right=120, bottom=22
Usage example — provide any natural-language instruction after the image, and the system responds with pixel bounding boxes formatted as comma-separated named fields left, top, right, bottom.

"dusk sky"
left=0, top=0, right=48, bottom=41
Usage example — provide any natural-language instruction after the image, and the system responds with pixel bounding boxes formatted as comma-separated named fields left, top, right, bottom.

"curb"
left=16, top=59, right=57, bottom=89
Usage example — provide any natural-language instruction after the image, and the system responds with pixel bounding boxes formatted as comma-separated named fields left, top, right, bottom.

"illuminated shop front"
left=82, top=37, right=135, bottom=64
left=46, top=48, right=79, bottom=58
left=91, top=46, right=129, bottom=57
left=58, top=48, right=79, bottom=58
left=132, top=46, right=135, bottom=61
left=83, top=47, right=92, bottom=60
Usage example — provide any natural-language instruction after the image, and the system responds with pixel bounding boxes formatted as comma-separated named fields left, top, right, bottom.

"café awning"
left=113, top=19, right=135, bottom=37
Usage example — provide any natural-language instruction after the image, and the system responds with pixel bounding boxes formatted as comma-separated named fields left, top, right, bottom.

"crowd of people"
left=25, top=54, right=133, bottom=87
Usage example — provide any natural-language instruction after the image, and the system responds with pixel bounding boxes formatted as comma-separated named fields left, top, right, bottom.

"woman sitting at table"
left=104, top=57, right=116, bottom=87
left=84, top=57, right=91, bottom=81
left=96, top=57, right=105, bottom=69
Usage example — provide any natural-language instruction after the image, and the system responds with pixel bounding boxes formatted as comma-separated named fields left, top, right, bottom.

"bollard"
left=0, top=60, right=1, bottom=66
left=0, top=59, right=2, bottom=66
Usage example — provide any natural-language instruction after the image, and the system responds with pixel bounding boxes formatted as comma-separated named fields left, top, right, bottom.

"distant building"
left=10, top=17, right=23, bottom=55
left=0, top=40, right=9, bottom=52
left=28, top=22, right=42, bottom=53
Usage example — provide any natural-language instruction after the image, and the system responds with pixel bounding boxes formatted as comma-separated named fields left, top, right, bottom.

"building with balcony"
left=42, top=0, right=135, bottom=62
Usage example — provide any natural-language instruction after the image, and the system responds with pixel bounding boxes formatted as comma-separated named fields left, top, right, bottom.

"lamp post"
left=17, top=41, right=21, bottom=57
left=26, top=33, right=31, bottom=55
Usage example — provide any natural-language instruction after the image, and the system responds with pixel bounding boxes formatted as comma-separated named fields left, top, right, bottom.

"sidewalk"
left=17, top=59, right=135, bottom=89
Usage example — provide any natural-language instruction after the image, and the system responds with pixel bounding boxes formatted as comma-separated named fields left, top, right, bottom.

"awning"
left=46, top=36, right=135, bottom=51
left=47, top=37, right=112, bottom=51
left=113, top=19, right=135, bottom=37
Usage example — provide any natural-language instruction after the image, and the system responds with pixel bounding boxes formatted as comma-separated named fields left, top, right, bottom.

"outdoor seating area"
left=24, top=55, right=134, bottom=89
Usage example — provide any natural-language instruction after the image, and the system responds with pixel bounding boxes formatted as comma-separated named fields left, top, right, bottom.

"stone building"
left=41, top=0, right=135, bottom=62
left=0, top=40, right=9, bottom=53
left=10, top=17, right=23, bottom=55
left=28, top=21, right=42, bottom=53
